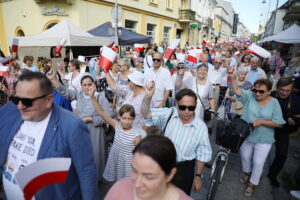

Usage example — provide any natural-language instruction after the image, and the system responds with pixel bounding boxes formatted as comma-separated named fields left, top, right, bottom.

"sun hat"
left=78, top=55, right=86, bottom=63
left=128, top=71, right=144, bottom=87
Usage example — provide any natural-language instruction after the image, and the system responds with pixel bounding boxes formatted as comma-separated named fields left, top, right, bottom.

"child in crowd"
left=89, top=84, right=145, bottom=181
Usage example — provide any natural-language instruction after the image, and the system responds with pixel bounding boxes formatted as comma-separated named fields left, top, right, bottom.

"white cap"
left=128, top=71, right=144, bottom=87
left=78, top=55, right=85, bottom=63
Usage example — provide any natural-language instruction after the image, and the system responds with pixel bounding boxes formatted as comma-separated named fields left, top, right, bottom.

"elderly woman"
left=49, top=71, right=111, bottom=182
left=105, top=70, right=146, bottom=129
left=133, top=57, right=144, bottom=73
left=229, top=70, right=285, bottom=197
left=176, top=63, right=216, bottom=120
left=225, top=66, right=252, bottom=114
left=105, top=135, right=192, bottom=200
left=114, top=58, right=131, bottom=111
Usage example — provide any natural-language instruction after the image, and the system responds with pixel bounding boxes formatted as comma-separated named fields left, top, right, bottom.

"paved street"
left=1, top=132, right=299, bottom=200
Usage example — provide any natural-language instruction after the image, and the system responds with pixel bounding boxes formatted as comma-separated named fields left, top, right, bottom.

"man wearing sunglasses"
left=144, top=52, right=174, bottom=108
left=268, top=77, right=300, bottom=187
left=0, top=72, right=98, bottom=199
left=141, top=85, right=212, bottom=195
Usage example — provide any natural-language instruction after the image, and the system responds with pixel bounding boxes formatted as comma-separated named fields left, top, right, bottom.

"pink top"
left=104, top=178, right=193, bottom=200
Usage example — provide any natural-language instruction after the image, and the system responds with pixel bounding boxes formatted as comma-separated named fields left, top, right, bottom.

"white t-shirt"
left=3, top=111, right=52, bottom=200
left=144, top=67, right=174, bottom=107
left=207, top=66, right=227, bottom=85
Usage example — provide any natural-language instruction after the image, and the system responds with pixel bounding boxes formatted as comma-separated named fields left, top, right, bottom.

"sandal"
left=244, top=183, right=255, bottom=197
left=240, top=173, right=251, bottom=184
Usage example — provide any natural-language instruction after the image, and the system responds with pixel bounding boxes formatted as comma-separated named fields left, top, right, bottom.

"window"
left=147, top=24, right=156, bottom=42
left=163, top=27, right=171, bottom=45
left=149, top=0, right=155, bottom=3
left=166, top=0, right=171, bottom=8
left=15, top=27, right=25, bottom=37
left=125, top=20, right=137, bottom=32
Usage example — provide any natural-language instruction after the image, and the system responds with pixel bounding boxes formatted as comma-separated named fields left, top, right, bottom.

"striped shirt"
left=145, top=107, right=212, bottom=162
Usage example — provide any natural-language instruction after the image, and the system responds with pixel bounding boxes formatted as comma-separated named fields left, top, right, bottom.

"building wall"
left=0, top=0, right=188, bottom=54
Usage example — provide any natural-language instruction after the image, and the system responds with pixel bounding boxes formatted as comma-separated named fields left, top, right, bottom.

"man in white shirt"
left=225, top=50, right=237, bottom=70
left=0, top=72, right=97, bottom=200
left=207, top=57, right=227, bottom=107
left=144, top=52, right=174, bottom=108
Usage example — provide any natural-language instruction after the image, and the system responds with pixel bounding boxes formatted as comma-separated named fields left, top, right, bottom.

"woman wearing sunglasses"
left=176, top=63, right=216, bottom=120
left=49, top=70, right=111, bottom=183
left=229, top=70, right=285, bottom=197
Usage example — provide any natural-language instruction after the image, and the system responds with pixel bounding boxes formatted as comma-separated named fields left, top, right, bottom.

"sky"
left=225, top=0, right=287, bottom=34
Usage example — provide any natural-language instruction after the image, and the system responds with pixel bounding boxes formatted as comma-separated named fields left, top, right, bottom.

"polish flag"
left=15, top=158, right=71, bottom=200
left=134, top=44, right=144, bottom=53
left=245, top=44, right=271, bottom=58
left=0, top=56, right=12, bottom=66
left=98, top=46, right=116, bottom=72
left=55, top=38, right=67, bottom=57
left=195, top=49, right=203, bottom=59
left=187, top=50, right=198, bottom=63
left=234, top=51, right=241, bottom=57
left=202, top=38, right=207, bottom=45
left=12, top=38, right=19, bottom=53
left=164, top=39, right=181, bottom=60
left=0, top=65, right=8, bottom=76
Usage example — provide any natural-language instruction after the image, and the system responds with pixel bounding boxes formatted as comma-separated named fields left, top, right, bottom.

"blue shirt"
left=237, top=90, right=285, bottom=144
left=53, top=90, right=72, bottom=111
left=247, top=69, right=259, bottom=85
left=145, top=107, right=212, bottom=162
left=28, top=65, right=39, bottom=72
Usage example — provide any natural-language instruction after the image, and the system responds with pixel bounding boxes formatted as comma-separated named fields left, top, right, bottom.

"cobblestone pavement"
left=1, top=134, right=299, bottom=200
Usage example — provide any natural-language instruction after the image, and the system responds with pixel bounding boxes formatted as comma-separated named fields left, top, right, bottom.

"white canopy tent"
left=260, top=24, right=300, bottom=43
left=9, top=19, right=114, bottom=61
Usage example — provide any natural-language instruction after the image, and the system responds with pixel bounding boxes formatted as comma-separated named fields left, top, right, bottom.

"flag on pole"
left=245, top=44, right=271, bottom=58
left=134, top=44, right=144, bottom=53
left=0, top=56, right=12, bottom=66
left=15, top=158, right=71, bottom=200
left=0, top=65, right=8, bottom=76
left=164, top=39, right=181, bottom=60
left=98, top=46, right=117, bottom=72
left=12, top=38, right=19, bottom=53
left=187, top=50, right=198, bottom=63
left=55, top=38, right=67, bottom=57
left=234, top=51, right=241, bottom=57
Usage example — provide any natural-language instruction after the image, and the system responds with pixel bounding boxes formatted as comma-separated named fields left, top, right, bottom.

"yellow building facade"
left=0, top=0, right=193, bottom=56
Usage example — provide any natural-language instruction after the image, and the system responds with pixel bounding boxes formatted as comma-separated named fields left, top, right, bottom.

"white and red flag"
left=234, top=51, right=241, bottom=57
left=245, top=44, right=271, bottom=59
left=12, top=38, right=19, bottom=53
left=134, top=44, right=144, bottom=53
left=15, top=158, right=71, bottom=200
left=187, top=49, right=198, bottom=63
left=164, top=39, right=181, bottom=60
left=0, top=65, right=8, bottom=76
left=202, top=38, right=207, bottom=45
left=0, top=56, right=12, bottom=66
left=55, top=38, right=67, bottom=57
left=98, top=46, right=117, bottom=72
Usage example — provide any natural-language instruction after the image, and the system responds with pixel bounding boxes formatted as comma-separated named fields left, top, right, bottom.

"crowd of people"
left=0, top=41, right=300, bottom=199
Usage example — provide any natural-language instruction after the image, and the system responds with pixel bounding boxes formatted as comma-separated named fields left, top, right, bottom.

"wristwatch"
left=195, top=173, right=203, bottom=179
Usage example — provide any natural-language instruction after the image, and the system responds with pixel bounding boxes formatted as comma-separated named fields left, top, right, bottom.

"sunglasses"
left=153, top=58, right=161, bottom=62
left=137, top=61, right=144, bottom=63
left=178, top=105, right=196, bottom=111
left=215, top=62, right=222, bottom=64
left=11, top=93, right=50, bottom=107
left=251, top=88, right=266, bottom=94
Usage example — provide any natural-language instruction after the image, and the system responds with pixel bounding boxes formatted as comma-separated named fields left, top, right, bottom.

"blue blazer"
left=0, top=102, right=98, bottom=200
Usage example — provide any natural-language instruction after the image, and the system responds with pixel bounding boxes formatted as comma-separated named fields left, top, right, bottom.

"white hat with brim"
left=78, top=55, right=85, bottom=63
left=128, top=71, right=144, bottom=87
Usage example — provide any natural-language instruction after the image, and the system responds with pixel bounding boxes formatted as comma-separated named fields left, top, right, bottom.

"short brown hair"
left=254, top=79, right=272, bottom=91
left=118, top=104, right=135, bottom=118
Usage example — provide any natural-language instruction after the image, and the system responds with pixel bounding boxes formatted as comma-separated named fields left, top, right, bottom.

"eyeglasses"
left=178, top=105, right=196, bottom=111
left=153, top=58, right=161, bottom=62
left=251, top=88, right=266, bottom=94
left=137, top=61, right=144, bottom=63
left=215, top=62, right=222, bottom=64
left=11, top=93, right=50, bottom=107
left=177, top=66, right=185, bottom=70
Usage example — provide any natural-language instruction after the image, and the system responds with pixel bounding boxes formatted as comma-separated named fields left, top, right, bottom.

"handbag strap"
left=146, top=56, right=151, bottom=69
left=195, top=78, right=206, bottom=109
left=162, top=108, right=174, bottom=136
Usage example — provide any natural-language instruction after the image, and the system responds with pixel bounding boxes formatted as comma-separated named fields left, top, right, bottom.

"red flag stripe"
left=98, top=56, right=113, bottom=72
left=187, top=55, right=197, bottom=63
left=164, top=48, right=175, bottom=60
left=23, top=171, right=68, bottom=200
